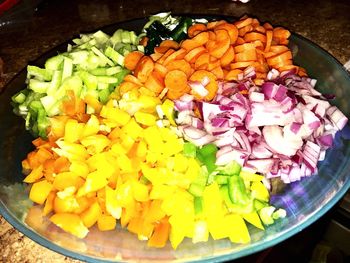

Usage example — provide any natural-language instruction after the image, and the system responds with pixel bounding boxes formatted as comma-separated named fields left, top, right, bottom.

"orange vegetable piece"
left=215, top=23, right=239, bottom=44
left=160, top=39, right=180, bottom=49
left=211, top=66, right=224, bottom=80
left=235, top=49, right=257, bottom=62
left=124, top=74, right=143, bottom=87
left=124, top=51, right=144, bottom=71
left=134, top=56, right=155, bottom=83
left=225, top=69, right=243, bottom=81
left=166, top=59, right=193, bottom=77
left=162, top=48, right=187, bottom=66
left=189, top=70, right=218, bottom=101
left=182, top=31, right=209, bottom=51
left=264, top=30, right=273, bottom=52
left=157, top=49, right=175, bottom=64
left=266, top=51, right=292, bottom=67
left=139, top=36, right=149, bottom=46
left=50, top=213, right=89, bottom=238
left=43, top=191, right=56, bottom=216
left=207, top=20, right=226, bottom=30
left=84, top=94, right=102, bottom=113
left=118, top=81, right=139, bottom=95
left=209, top=29, right=231, bottom=59
left=148, top=218, right=170, bottom=248
left=81, top=201, right=102, bottom=228
left=194, top=53, right=210, bottom=70
left=164, top=70, right=188, bottom=92
left=244, top=32, right=267, bottom=43
left=29, top=179, right=53, bottom=205
left=188, top=23, right=207, bottom=38
left=154, top=62, right=168, bottom=78
left=238, top=25, right=253, bottom=37
left=154, top=46, right=172, bottom=54
left=184, top=46, right=206, bottom=63
left=254, top=25, right=266, bottom=34
left=54, top=156, right=70, bottom=174
left=23, top=165, right=44, bottom=183
left=234, top=17, right=253, bottom=29
left=144, top=71, right=165, bottom=94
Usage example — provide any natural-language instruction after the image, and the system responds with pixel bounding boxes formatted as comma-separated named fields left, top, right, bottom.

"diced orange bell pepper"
left=29, top=179, right=53, bottom=205
left=50, top=213, right=89, bottom=238
left=97, top=214, right=116, bottom=231
left=80, top=201, right=102, bottom=228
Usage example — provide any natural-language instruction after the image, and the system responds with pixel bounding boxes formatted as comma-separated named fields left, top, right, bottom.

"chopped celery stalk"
left=12, top=92, right=26, bottom=104
left=97, top=82, right=109, bottom=90
left=254, top=199, right=269, bottom=211
left=188, top=183, right=205, bottom=197
left=214, top=175, right=229, bottom=185
left=97, top=76, right=119, bottom=84
left=69, top=50, right=89, bottom=65
left=47, top=70, right=62, bottom=95
left=28, top=79, right=50, bottom=93
left=27, top=65, right=53, bottom=81
left=40, top=95, right=57, bottom=116
left=91, top=46, right=114, bottom=67
left=110, top=29, right=123, bottom=44
left=194, top=196, right=203, bottom=215
left=79, top=71, right=98, bottom=90
left=272, top=208, right=286, bottom=220
left=89, top=68, right=107, bottom=76
left=104, top=46, right=124, bottom=66
left=45, top=55, right=64, bottom=71
left=183, top=142, right=197, bottom=157
left=98, top=88, right=111, bottom=104
left=228, top=175, right=250, bottom=205
left=121, top=31, right=131, bottom=43
left=92, top=30, right=110, bottom=45
left=137, top=45, right=145, bottom=52
left=259, top=206, right=276, bottom=225
left=62, top=57, right=73, bottom=81
left=106, top=66, right=122, bottom=76
left=55, top=76, right=83, bottom=99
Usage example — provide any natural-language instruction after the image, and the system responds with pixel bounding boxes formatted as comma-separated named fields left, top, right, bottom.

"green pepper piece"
left=183, top=142, right=197, bottom=158
left=170, top=17, right=193, bottom=41
left=228, top=175, right=250, bottom=206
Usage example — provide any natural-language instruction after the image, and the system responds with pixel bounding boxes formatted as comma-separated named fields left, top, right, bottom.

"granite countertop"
left=0, top=0, right=349, bottom=262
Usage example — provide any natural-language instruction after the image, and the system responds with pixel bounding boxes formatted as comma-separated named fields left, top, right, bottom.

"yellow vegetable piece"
left=77, top=170, right=108, bottom=197
left=43, top=191, right=56, bottom=216
left=81, top=115, right=100, bottom=138
left=29, top=179, right=53, bottom=205
left=64, top=119, right=84, bottom=143
left=132, top=181, right=149, bottom=202
left=53, top=172, right=84, bottom=191
left=161, top=99, right=176, bottom=126
left=53, top=195, right=79, bottom=213
left=251, top=181, right=269, bottom=202
left=116, top=154, right=133, bottom=173
left=105, top=186, right=122, bottom=219
left=100, top=106, right=131, bottom=126
left=50, top=213, right=89, bottom=238
left=242, top=211, right=265, bottom=230
left=134, top=111, right=157, bottom=126
left=135, top=140, right=147, bottom=158
left=80, top=134, right=110, bottom=155
left=239, top=170, right=265, bottom=182
left=192, top=220, right=209, bottom=243
left=54, top=140, right=89, bottom=161
left=97, top=214, right=116, bottom=231
left=121, top=118, right=143, bottom=139
left=80, top=201, right=102, bottom=228
left=23, top=165, right=44, bottom=183
left=70, top=161, right=90, bottom=178
left=225, top=214, right=251, bottom=243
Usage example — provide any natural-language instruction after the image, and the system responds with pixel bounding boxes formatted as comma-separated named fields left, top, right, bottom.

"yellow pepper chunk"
left=81, top=134, right=111, bottom=155
left=50, top=213, right=89, bottom=238
left=80, top=201, right=102, bottom=228
left=77, top=170, right=108, bottom=197
left=161, top=99, right=176, bottom=126
left=23, top=165, right=44, bottom=183
left=29, top=179, right=53, bottom=205
left=81, top=115, right=100, bottom=138
left=97, top=214, right=116, bottom=231
left=251, top=181, right=269, bottom=202
left=134, top=111, right=157, bottom=126
left=64, top=119, right=84, bottom=143
left=225, top=214, right=251, bottom=243
left=100, top=106, right=130, bottom=126
left=105, top=186, right=122, bottom=219
left=132, top=181, right=149, bottom=202
left=70, top=161, right=90, bottom=178
left=242, top=211, right=265, bottom=230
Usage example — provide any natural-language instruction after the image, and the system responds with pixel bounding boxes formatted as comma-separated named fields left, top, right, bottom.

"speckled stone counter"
left=1, top=0, right=349, bottom=262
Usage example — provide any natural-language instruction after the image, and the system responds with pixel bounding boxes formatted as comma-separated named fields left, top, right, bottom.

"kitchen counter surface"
left=0, top=0, right=349, bottom=262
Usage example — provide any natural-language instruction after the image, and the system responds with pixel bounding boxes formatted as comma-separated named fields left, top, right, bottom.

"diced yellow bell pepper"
left=242, top=211, right=265, bottom=230
left=77, top=170, right=108, bottom=197
left=150, top=184, right=176, bottom=200
left=121, top=118, right=144, bottom=139
left=110, top=142, right=127, bottom=156
left=43, top=191, right=56, bottom=216
left=202, top=182, right=224, bottom=219
left=80, top=201, right=102, bottom=228
left=132, top=181, right=149, bottom=202
left=50, top=213, right=89, bottom=238
left=119, top=132, right=135, bottom=152
left=117, top=154, right=133, bottom=173
left=207, top=215, right=228, bottom=240
left=81, top=134, right=110, bottom=155
left=64, top=119, right=84, bottom=143
left=100, top=106, right=130, bottom=126
left=134, top=111, right=157, bottom=127
left=53, top=195, right=79, bottom=213
left=23, top=165, right=44, bottom=183
left=135, top=140, right=147, bottom=159
left=161, top=99, right=176, bottom=126
left=29, top=179, right=53, bottom=205
left=225, top=214, right=251, bottom=243
left=97, top=214, right=116, bottom=231
left=105, top=186, right=122, bottom=219
left=239, top=170, right=265, bottom=182
left=54, top=140, right=89, bottom=161
left=70, top=161, right=90, bottom=179
left=116, top=182, right=134, bottom=207
left=81, top=115, right=100, bottom=138
left=251, top=181, right=269, bottom=202
left=192, top=220, right=209, bottom=243
left=53, top=172, right=84, bottom=191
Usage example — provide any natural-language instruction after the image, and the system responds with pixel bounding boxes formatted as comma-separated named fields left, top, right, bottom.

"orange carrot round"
left=124, top=51, right=144, bottom=71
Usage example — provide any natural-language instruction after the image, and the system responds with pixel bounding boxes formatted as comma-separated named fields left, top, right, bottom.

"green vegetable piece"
left=228, top=175, right=250, bottom=206
left=272, top=208, right=287, bottom=220
left=105, top=46, right=124, bottom=66
left=98, top=88, right=111, bottom=104
left=254, top=199, right=269, bottom=211
left=170, top=17, right=193, bottom=41
left=217, top=161, right=241, bottom=176
left=91, top=46, right=115, bottom=67
left=28, top=79, right=50, bottom=94
left=194, top=196, right=203, bottom=215
left=188, top=183, right=205, bottom=197
left=183, top=142, right=197, bottom=158
left=27, top=65, right=53, bottom=81
left=61, top=57, right=73, bottom=81
left=45, top=55, right=64, bottom=71
left=259, top=206, right=276, bottom=225
left=198, top=143, right=217, bottom=157
left=215, top=175, right=229, bottom=185
left=12, top=92, right=26, bottom=104
left=220, top=185, right=254, bottom=214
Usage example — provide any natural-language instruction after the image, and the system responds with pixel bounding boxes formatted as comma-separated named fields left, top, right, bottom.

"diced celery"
left=89, top=68, right=107, bottom=76
left=62, top=57, right=73, bottom=81
left=91, top=46, right=114, bottom=67
left=104, top=46, right=124, bottom=66
left=188, top=183, right=205, bottom=197
left=106, top=66, right=122, bottom=76
left=69, top=50, right=89, bottom=65
left=79, top=71, right=98, bottom=90
left=27, top=65, right=53, bottom=81
left=98, top=89, right=111, bottom=104
left=28, top=79, right=50, bottom=93
left=47, top=70, right=62, bottom=95
left=12, top=92, right=26, bottom=104
left=92, top=30, right=110, bottom=46
left=45, top=55, right=64, bottom=71
left=259, top=206, right=276, bottom=225
left=97, top=76, right=119, bottom=84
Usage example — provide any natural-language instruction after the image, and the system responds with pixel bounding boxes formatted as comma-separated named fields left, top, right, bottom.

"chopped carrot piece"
left=164, top=70, right=188, bottom=92
left=189, top=70, right=218, bottom=101
left=134, top=56, right=155, bottom=83
left=124, top=51, right=144, bottom=71
left=188, top=23, right=207, bottom=38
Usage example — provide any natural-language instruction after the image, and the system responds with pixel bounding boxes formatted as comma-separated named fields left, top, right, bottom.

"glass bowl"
left=1, top=17, right=349, bottom=262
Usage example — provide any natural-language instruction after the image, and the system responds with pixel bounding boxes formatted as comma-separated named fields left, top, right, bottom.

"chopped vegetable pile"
left=12, top=13, right=348, bottom=249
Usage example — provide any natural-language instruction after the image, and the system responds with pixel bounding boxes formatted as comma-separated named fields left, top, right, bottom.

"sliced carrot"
left=162, top=48, right=187, bottom=66
left=154, top=46, right=172, bottom=54
left=139, top=36, right=149, bottom=46
left=157, top=49, right=175, bottom=64
left=208, top=31, right=216, bottom=41
left=189, top=70, right=218, bottom=101
left=166, top=59, right=193, bottom=77
left=207, top=20, right=226, bottom=29
left=164, top=70, right=188, bottom=92
left=220, top=45, right=235, bottom=67
left=167, top=88, right=188, bottom=100
left=150, top=52, right=163, bottom=62
left=235, top=51, right=257, bottom=62
left=279, top=39, right=289, bottom=45
left=263, top=22, right=273, bottom=30
left=254, top=25, right=266, bottom=34
left=244, top=32, right=267, bottom=43
left=234, top=17, right=253, bottom=29
left=273, top=27, right=291, bottom=40
left=225, top=69, right=243, bottom=81
left=236, top=37, right=245, bottom=45
left=194, top=53, right=210, bottom=70
left=144, top=71, right=165, bottom=94
left=264, top=30, right=273, bottom=52
left=215, top=23, right=239, bottom=44
left=205, top=39, right=216, bottom=51
left=134, top=56, right=155, bottom=83
left=230, top=61, right=258, bottom=69
left=184, top=46, right=207, bottom=64
left=207, top=59, right=221, bottom=71
left=266, top=51, right=292, bottom=66
left=188, top=23, right=207, bottom=38
left=159, top=39, right=180, bottom=49
left=154, top=62, right=168, bottom=78
left=124, top=74, right=143, bottom=87
left=238, top=24, right=253, bottom=37
left=269, top=45, right=289, bottom=54
left=124, top=51, right=144, bottom=71
left=182, top=31, right=209, bottom=51
left=234, top=43, right=255, bottom=53
left=118, top=81, right=139, bottom=95
left=211, top=66, right=224, bottom=79
left=209, top=29, right=231, bottom=59
left=253, top=40, right=264, bottom=50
